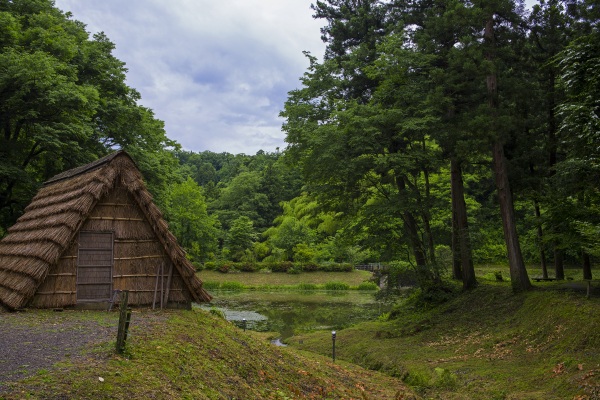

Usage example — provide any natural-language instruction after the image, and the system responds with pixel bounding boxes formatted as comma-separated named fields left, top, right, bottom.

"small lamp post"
left=243, top=318, right=247, bottom=331
left=331, top=330, right=336, bottom=362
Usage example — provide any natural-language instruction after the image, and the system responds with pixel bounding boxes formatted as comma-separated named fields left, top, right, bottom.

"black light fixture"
left=331, top=330, right=336, bottom=362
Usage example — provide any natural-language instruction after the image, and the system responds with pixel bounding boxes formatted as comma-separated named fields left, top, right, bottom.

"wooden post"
left=152, top=264, right=160, bottom=309
left=163, top=263, right=173, bottom=307
left=160, top=263, right=164, bottom=309
left=116, top=290, right=130, bottom=354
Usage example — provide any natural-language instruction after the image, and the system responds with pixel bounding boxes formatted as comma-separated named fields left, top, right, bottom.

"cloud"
left=54, top=0, right=325, bottom=154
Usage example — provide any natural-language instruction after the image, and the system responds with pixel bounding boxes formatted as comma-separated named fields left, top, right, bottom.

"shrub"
left=204, top=261, right=218, bottom=271
left=192, top=261, right=204, bottom=272
left=239, top=262, right=258, bottom=272
left=217, top=263, right=233, bottom=273
left=319, top=263, right=353, bottom=272
left=271, top=261, right=294, bottom=273
left=357, top=281, right=379, bottom=291
left=324, top=282, right=350, bottom=290
left=302, top=262, right=319, bottom=272
left=287, top=265, right=302, bottom=274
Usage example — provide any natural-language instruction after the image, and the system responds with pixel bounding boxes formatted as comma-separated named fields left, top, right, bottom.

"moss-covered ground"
left=0, top=308, right=414, bottom=399
left=287, top=277, right=600, bottom=399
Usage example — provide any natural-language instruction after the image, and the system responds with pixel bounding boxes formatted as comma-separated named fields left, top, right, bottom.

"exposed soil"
left=0, top=308, right=166, bottom=392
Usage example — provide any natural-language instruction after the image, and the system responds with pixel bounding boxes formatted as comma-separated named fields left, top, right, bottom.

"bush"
left=238, top=262, right=258, bottom=272
left=287, top=265, right=302, bottom=274
left=204, top=262, right=218, bottom=271
left=357, top=281, right=379, bottom=291
left=271, top=261, right=294, bottom=273
left=192, top=261, right=204, bottom=272
left=217, top=262, right=234, bottom=273
left=324, top=282, right=350, bottom=290
left=302, top=262, right=319, bottom=272
left=319, top=263, right=353, bottom=272
left=297, top=282, right=317, bottom=291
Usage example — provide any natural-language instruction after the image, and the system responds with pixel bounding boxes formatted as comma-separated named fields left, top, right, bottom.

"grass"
left=287, top=281, right=600, bottom=399
left=1, top=309, right=414, bottom=399
left=198, top=269, right=375, bottom=290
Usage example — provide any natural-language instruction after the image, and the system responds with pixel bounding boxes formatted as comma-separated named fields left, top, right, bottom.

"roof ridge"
left=43, top=150, right=126, bottom=186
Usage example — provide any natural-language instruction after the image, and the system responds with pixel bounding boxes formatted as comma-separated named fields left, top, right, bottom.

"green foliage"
left=270, top=261, right=294, bottom=273
left=166, top=177, right=219, bottom=262
left=357, top=281, right=379, bottom=291
left=225, top=216, right=258, bottom=262
left=318, top=263, right=354, bottom=272
left=0, top=1, right=177, bottom=228
left=323, top=282, right=350, bottom=291
left=217, top=262, right=234, bottom=274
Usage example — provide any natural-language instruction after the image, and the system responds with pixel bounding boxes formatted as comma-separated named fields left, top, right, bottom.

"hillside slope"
left=289, top=284, right=600, bottom=399
left=0, top=308, right=415, bottom=399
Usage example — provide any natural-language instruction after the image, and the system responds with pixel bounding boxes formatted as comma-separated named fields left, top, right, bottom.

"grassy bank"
left=1, top=309, right=414, bottom=399
left=198, top=269, right=375, bottom=290
left=287, top=283, right=600, bottom=399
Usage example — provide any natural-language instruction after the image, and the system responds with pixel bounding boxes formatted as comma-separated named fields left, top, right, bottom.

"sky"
left=53, top=1, right=537, bottom=156
left=53, top=0, right=326, bottom=155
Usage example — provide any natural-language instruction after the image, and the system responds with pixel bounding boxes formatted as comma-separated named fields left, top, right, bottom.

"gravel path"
left=0, top=309, right=123, bottom=392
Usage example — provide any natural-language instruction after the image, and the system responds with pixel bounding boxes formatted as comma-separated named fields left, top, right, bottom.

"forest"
left=1, top=0, right=598, bottom=293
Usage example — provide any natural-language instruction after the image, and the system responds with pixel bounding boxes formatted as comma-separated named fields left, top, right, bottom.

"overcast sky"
left=53, top=1, right=537, bottom=155
left=53, top=0, right=326, bottom=155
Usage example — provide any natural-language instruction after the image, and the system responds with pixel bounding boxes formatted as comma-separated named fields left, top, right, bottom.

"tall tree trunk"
left=534, top=200, right=548, bottom=279
left=485, top=14, right=532, bottom=292
left=451, top=207, right=463, bottom=280
left=492, top=142, right=532, bottom=291
left=396, top=175, right=428, bottom=269
left=554, top=244, right=565, bottom=280
left=421, top=167, right=436, bottom=265
left=582, top=251, right=592, bottom=280
left=451, top=158, right=477, bottom=289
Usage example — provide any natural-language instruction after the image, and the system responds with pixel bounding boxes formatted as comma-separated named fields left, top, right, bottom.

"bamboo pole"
left=87, top=217, right=144, bottom=221
left=152, top=263, right=160, bottom=309
left=163, top=263, right=173, bottom=306
left=160, top=262, right=164, bottom=309
left=114, top=255, right=166, bottom=261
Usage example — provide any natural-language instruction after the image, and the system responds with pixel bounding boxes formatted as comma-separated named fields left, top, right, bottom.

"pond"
left=197, top=290, right=391, bottom=340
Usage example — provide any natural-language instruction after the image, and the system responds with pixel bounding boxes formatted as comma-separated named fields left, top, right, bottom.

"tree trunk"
left=534, top=200, right=548, bottom=279
left=421, top=168, right=436, bottom=265
left=396, top=175, right=428, bottom=269
left=451, top=158, right=477, bottom=289
left=492, top=142, right=532, bottom=292
left=582, top=251, right=592, bottom=280
left=485, top=14, right=531, bottom=292
left=451, top=207, right=463, bottom=280
left=554, top=244, right=565, bottom=280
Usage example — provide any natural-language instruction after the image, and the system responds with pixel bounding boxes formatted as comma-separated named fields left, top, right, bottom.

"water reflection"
left=197, top=290, right=389, bottom=339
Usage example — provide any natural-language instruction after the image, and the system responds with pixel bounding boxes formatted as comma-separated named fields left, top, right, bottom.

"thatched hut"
left=0, top=151, right=211, bottom=310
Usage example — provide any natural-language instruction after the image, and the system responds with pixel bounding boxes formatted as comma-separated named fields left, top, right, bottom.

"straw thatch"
left=0, top=151, right=212, bottom=310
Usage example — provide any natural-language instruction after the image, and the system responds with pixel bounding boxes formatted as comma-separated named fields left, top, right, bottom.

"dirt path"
left=0, top=309, right=134, bottom=392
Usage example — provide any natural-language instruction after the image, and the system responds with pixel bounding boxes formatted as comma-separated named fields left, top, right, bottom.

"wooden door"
left=77, top=231, right=113, bottom=302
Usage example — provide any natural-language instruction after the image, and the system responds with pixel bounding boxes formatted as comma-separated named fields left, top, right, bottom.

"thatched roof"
left=0, top=151, right=211, bottom=310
